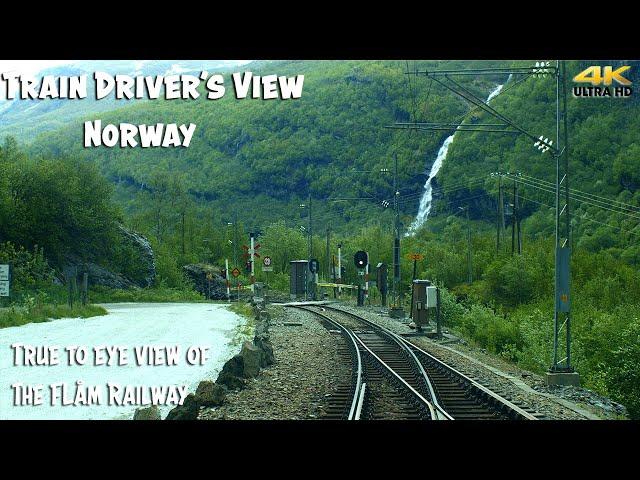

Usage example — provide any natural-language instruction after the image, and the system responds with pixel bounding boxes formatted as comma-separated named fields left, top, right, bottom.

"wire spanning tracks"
left=291, top=305, right=442, bottom=420
left=317, top=305, right=540, bottom=420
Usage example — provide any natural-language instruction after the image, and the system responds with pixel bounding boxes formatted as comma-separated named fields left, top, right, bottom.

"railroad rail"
left=290, top=305, right=447, bottom=420
left=289, top=304, right=539, bottom=420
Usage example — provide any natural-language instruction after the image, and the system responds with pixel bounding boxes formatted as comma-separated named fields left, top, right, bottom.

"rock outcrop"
left=182, top=264, right=228, bottom=300
left=118, top=226, right=156, bottom=287
left=62, top=254, right=137, bottom=290
left=61, top=226, right=155, bottom=290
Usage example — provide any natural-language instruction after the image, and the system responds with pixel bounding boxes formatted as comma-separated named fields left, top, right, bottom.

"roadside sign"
left=0, top=265, right=9, bottom=297
left=262, top=256, right=273, bottom=272
left=231, top=267, right=241, bottom=278
left=408, top=253, right=424, bottom=261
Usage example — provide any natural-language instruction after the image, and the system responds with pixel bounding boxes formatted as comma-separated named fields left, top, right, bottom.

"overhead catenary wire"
left=510, top=175, right=640, bottom=222
left=517, top=194, right=640, bottom=238
left=517, top=172, right=640, bottom=214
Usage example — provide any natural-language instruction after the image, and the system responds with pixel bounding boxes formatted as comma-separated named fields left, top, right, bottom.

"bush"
left=0, top=242, right=54, bottom=306
left=482, top=254, right=549, bottom=307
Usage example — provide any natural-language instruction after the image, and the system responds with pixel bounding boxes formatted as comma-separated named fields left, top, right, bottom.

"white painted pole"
left=225, top=258, right=230, bottom=303
left=250, top=234, right=255, bottom=294
left=365, top=262, right=369, bottom=300
left=337, top=244, right=342, bottom=296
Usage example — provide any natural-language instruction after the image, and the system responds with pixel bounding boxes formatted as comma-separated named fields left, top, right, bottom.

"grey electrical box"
left=426, top=286, right=437, bottom=308
left=290, top=260, right=309, bottom=299
left=411, top=280, right=432, bottom=329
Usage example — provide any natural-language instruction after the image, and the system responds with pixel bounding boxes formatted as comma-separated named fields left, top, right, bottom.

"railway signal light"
left=354, top=250, right=368, bottom=269
left=309, top=258, right=319, bottom=273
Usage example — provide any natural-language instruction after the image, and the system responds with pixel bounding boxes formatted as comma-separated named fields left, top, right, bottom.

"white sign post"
left=0, top=264, right=9, bottom=297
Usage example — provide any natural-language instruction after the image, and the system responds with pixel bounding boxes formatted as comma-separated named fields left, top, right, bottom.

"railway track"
left=289, top=304, right=540, bottom=420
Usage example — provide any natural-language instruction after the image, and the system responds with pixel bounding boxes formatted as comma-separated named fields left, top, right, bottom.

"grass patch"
left=89, top=285, right=205, bottom=303
left=226, top=302, right=256, bottom=348
left=0, top=303, right=107, bottom=329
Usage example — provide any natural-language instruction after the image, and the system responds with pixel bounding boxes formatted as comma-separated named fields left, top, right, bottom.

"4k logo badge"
left=573, top=65, right=632, bottom=98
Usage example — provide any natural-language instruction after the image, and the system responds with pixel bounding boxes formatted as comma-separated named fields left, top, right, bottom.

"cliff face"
left=117, top=226, right=156, bottom=288
left=62, top=226, right=156, bottom=290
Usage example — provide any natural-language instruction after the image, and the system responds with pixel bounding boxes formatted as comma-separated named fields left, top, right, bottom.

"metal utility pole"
left=325, top=227, right=330, bottom=282
left=466, top=208, right=472, bottom=284
left=496, top=175, right=501, bottom=254
left=302, top=193, right=313, bottom=300
left=459, top=206, right=472, bottom=284
left=511, top=178, right=516, bottom=256
left=515, top=179, right=521, bottom=254
left=551, top=60, right=574, bottom=377
left=233, top=210, right=239, bottom=268
left=337, top=242, right=342, bottom=297
left=392, top=153, right=401, bottom=307
left=499, top=176, right=506, bottom=242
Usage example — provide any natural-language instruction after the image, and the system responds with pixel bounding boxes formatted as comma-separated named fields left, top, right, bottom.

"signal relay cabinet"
left=411, top=280, right=438, bottom=330
left=290, top=260, right=309, bottom=299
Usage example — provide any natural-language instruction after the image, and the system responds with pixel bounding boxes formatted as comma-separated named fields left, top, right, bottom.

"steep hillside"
left=25, top=60, right=509, bottom=232
left=0, top=60, right=247, bottom=140
left=426, top=60, right=640, bottom=264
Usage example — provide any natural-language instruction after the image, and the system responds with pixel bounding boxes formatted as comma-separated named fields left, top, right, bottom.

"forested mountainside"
left=17, top=60, right=640, bottom=266
left=24, top=60, right=509, bottom=230
left=3, top=60, right=640, bottom=416
left=434, top=60, right=640, bottom=264
left=0, top=60, right=246, bottom=141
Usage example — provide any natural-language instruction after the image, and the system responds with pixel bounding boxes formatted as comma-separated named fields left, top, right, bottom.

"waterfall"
left=406, top=78, right=510, bottom=235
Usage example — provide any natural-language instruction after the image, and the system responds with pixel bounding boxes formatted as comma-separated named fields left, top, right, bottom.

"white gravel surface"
left=0, top=303, right=243, bottom=420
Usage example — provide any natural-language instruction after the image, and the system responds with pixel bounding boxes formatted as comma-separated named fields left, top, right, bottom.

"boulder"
left=195, top=381, right=226, bottom=407
left=182, top=264, right=228, bottom=300
left=165, top=394, right=199, bottom=420
left=240, top=341, right=262, bottom=378
left=254, top=334, right=275, bottom=367
left=133, top=405, right=161, bottom=420
left=255, top=320, right=269, bottom=337
left=215, top=354, right=246, bottom=390
left=216, top=371, right=246, bottom=390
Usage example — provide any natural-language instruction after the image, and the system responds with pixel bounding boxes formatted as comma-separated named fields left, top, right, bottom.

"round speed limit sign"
left=263, top=256, right=272, bottom=267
